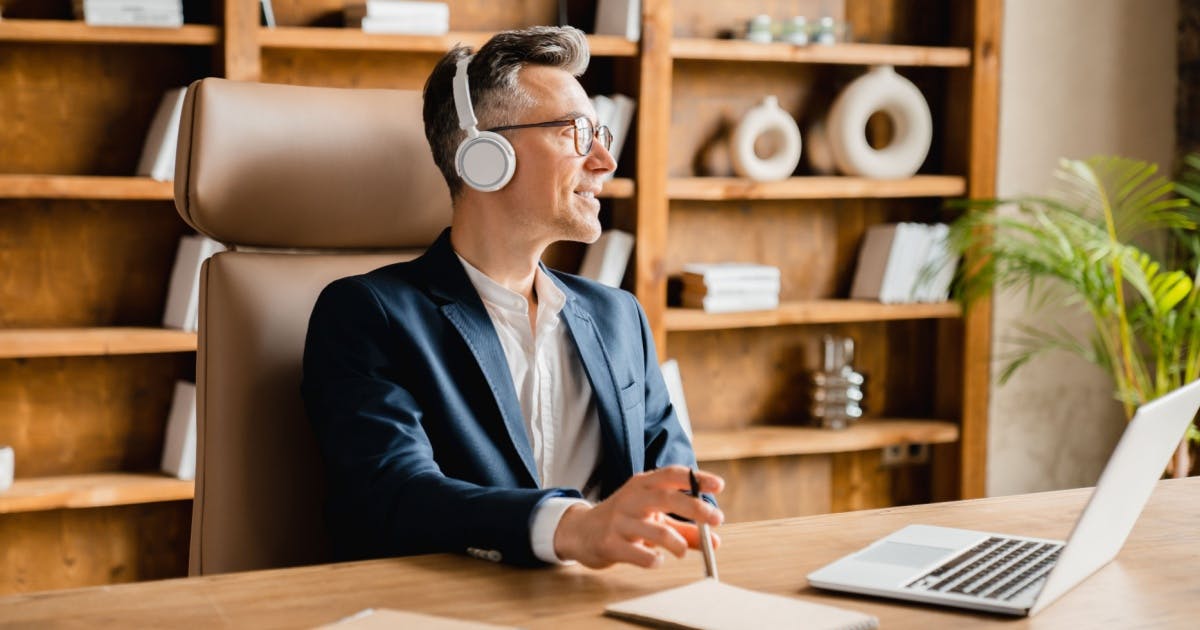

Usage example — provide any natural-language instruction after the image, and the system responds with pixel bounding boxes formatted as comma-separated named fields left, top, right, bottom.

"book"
left=681, top=291, right=779, bottom=313
left=136, top=87, right=187, bottom=182
left=344, top=1, right=449, bottom=21
left=578, top=229, right=634, bottom=288
left=851, top=223, right=955, bottom=304
left=162, top=235, right=225, bottom=332
left=681, top=276, right=781, bottom=296
left=595, top=0, right=641, bottom=41
left=261, top=0, right=275, bottom=28
left=74, top=0, right=183, bottom=27
left=604, top=94, right=636, bottom=176
left=879, top=223, right=933, bottom=304
left=682, top=262, right=781, bottom=284
left=605, top=579, right=878, bottom=630
left=913, top=223, right=958, bottom=302
left=659, top=359, right=692, bottom=440
left=351, top=16, right=449, bottom=35
left=160, top=380, right=196, bottom=480
left=849, top=223, right=900, bottom=302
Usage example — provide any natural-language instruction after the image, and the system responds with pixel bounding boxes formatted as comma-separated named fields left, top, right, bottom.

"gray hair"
left=422, top=26, right=590, bottom=199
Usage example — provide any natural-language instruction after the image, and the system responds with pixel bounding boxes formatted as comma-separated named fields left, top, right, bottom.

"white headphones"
left=452, top=55, right=516, bottom=192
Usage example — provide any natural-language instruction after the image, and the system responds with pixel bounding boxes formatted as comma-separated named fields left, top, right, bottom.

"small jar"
left=780, top=16, right=809, bottom=46
left=746, top=14, right=774, bottom=44
left=816, top=16, right=838, bottom=46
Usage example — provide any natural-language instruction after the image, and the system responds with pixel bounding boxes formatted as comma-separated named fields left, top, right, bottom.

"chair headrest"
left=174, top=78, right=452, bottom=249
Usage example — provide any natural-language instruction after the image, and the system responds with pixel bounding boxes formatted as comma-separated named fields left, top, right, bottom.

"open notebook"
left=605, top=579, right=877, bottom=630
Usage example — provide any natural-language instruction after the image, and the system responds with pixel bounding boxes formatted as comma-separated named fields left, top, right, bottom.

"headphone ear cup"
left=455, top=131, right=516, bottom=192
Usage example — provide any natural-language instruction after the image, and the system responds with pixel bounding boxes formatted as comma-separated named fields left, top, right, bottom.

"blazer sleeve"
left=301, top=277, right=576, bottom=566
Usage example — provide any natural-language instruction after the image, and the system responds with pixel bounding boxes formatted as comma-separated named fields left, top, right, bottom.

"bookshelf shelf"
left=0, top=19, right=219, bottom=46
left=0, top=473, right=194, bottom=514
left=0, top=328, right=197, bottom=359
left=670, top=39, right=971, bottom=67
left=0, top=175, right=174, bottom=200
left=259, top=27, right=638, bottom=57
left=665, top=300, right=962, bottom=331
left=693, top=419, right=960, bottom=462
left=666, top=176, right=966, bottom=200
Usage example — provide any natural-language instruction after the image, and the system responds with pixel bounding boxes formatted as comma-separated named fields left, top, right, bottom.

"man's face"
left=492, top=65, right=617, bottom=245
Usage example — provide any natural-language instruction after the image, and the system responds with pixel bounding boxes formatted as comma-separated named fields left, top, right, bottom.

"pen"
left=689, top=468, right=719, bottom=581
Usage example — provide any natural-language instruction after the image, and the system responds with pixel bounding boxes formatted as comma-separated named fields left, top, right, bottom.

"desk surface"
left=3, top=477, right=1197, bottom=629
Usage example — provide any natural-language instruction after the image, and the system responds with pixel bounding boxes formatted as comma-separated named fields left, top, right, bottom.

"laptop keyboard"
left=904, top=536, right=1063, bottom=601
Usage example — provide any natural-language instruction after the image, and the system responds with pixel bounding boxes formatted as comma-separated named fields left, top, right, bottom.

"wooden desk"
left=3, top=478, right=1196, bottom=629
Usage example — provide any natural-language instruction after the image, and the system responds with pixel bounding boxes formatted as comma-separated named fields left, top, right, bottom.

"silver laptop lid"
left=1030, top=379, right=1200, bottom=615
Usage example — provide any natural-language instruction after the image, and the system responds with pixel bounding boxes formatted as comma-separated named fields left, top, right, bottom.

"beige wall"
left=989, top=0, right=1177, bottom=496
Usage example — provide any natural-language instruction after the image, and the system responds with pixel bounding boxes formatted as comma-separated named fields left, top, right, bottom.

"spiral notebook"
left=605, top=579, right=877, bottom=630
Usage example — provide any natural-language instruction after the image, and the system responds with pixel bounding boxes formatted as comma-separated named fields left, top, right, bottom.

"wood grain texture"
left=0, top=501, right=190, bottom=595
left=266, top=0, right=558, bottom=29
left=0, top=175, right=175, bottom=200
left=701, top=455, right=832, bottom=522
left=665, top=300, right=961, bottom=331
left=694, top=419, right=958, bottom=461
left=3, top=479, right=1196, bottom=627
left=0, top=354, right=194, bottom=477
left=222, top=0, right=261, bottom=80
left=0, top=20, right=219, bottom=45
left=671, top=39, right=970, bottom=66
left=0, top=329, right=197, bottom=358
left=668, top=0, right=841, bottom=39
left=260, top=28, right=637, bottom=57
left=0, top=44, right=211, bottom=174
left=0, top=199, right=189, bottom=326
left=666, top=175, right=966, bottom=199
left=0, top=473, right=194, bottom=514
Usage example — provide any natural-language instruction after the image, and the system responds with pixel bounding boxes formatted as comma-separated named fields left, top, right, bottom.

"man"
left=302, top=26, right=723, bottom=569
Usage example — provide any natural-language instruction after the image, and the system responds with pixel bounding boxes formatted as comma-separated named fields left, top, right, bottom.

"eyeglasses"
left=487, top=116, right=613, bottom=157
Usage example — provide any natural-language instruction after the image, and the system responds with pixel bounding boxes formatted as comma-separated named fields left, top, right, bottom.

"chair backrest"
left=174, top=78, right=452, bottom=575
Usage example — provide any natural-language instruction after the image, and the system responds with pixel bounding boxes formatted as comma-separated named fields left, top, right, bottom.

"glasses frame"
left=487, top=116, right=613, bottom=157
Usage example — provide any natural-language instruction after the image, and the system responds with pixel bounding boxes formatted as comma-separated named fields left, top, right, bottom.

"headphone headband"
left=452, top=55, right=479, bottom=138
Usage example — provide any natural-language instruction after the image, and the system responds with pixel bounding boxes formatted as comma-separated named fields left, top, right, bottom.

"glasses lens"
left=598, top=126, right=614, bottom=152
left=575, top=118, right=593, bottom=156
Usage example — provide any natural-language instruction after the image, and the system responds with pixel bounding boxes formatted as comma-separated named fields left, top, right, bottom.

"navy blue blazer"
left=301, top=229, right=697, bottom=566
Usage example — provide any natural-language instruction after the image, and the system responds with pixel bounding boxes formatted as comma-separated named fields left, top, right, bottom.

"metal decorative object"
left=807, top=335, right=865, bottom=429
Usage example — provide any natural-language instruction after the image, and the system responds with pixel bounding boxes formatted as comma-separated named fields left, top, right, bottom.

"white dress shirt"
left=457, top=254, right=600, bottom=563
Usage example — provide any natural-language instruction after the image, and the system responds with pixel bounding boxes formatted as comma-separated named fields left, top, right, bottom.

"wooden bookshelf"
left=666, top=176, right=966, bottom=200
left=0, top=473, right=194, bottom=514
left=258, top=27, right=638, bottom=57
left=0, top=328, right=197, bottom=359
left=599, top=177, right=634, bottom=198
left=0, top=175, right=174, bottom=200
left=665, top=301, right=962, bottom=331
left=693, top=420, right=960, bottom=462
left=0, top=19, right=219, bottom=45
left=671, top=39, right=971, bottom=67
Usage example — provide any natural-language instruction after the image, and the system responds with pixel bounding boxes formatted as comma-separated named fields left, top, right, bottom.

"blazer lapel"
left=422, top=231, right=539, bottom=487
left=558, top=287, right=636, bottom=488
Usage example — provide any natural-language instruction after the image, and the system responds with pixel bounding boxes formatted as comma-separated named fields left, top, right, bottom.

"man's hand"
left=553, top=465, right=725, bottom=569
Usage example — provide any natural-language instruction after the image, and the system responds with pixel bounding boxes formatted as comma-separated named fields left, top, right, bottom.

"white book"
left=595, top=0, right=640, bottom=41
left=850, top=224, right=900, bottom=302
left=579, top=229, right=634, bottom=288
left=356, top=16, right=448, bottom=35
left=261, top=0, right=276, bottom=27
left=881, top=223, right=934, bottom=304
left=914, top=223, right=958, bottom=302
left=591, top=95, right=616, bottom=135
left=682, top=276, right=781, bottom=296
left=604, top=94, right=636, bottom=179
left=161, top=380, right=197, bottom=480
left=83, top=11, right=184, bottom=27
left=136, top=87, right=187, bottom=181
left=659, top=359, right=692, bottom=441
left=162, top=235, right=225, bottom=332
left=344, top=1, right=449, bottom=21
left=681, top=292, right=779, bottom=314
left=681, top=262, right=781, bottom=284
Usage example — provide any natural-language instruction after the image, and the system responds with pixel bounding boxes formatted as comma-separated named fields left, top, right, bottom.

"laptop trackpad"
left=858, top=542, right=956, bottom=568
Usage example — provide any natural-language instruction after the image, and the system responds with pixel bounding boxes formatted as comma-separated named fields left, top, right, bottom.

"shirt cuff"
left=531, top=497, right=592, bottom=564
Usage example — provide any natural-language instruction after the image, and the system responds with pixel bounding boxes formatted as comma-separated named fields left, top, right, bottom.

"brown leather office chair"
left=173, top=78, right=452, bottom=575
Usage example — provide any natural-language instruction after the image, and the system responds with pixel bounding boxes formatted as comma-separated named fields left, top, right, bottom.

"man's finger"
left=618, top=518, right=689, bottom=558
left=640, top=465, right=725, bottom=494
left=637, top=486, right=723, bottom=526
left=666, top=519, right=722, bottom=550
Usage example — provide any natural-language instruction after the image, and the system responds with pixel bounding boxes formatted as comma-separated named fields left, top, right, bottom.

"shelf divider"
left=693, top=419, right=960, bottom=462
left=0, top=473, right=194, bottom=514
left=0, top=175, right=174, bottom=200
left=0, top=328, right=198, bottom=359
left=671, top=39, right=971, bottom=67
left=667, top=175, right=966, bottom=200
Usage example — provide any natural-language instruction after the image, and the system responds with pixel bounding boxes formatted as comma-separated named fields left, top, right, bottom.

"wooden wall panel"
left=267, top=0, right=558, bottom=29
left=0, top=502, right=191, bottom=594
left=0, top=354, right=195, bottom=477
left=668, top=320, right=940, bottom=430
left=701, top=455, right=831, bottom=523
left=0, top=45, right=211, bottom=175
left=0, top=200, right=190, bottom=327
left=844, top=0, right=951, bottom=45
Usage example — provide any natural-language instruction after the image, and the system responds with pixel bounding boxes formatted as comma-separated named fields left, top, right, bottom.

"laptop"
left=807, top=378, right=1200, bottom=616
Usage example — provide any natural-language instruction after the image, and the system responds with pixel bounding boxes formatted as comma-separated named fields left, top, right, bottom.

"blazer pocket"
left=619, top=380, right=643, bottom=411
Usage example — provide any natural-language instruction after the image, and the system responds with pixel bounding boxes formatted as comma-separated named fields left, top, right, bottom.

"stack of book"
left=73, top=0, right=184, bottom=27
left=680, top=263, right=781, bottom=313
left=590, top=94, right=635, bottom=180
left=344, top=1, right=449, bottom=35
left=137, top=87, right=188, bottom=182
left=850, top=222, right=959, bottom=304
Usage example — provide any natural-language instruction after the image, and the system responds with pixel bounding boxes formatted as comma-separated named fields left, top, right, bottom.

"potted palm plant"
left=948, top=155, right=1200, bottom=476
